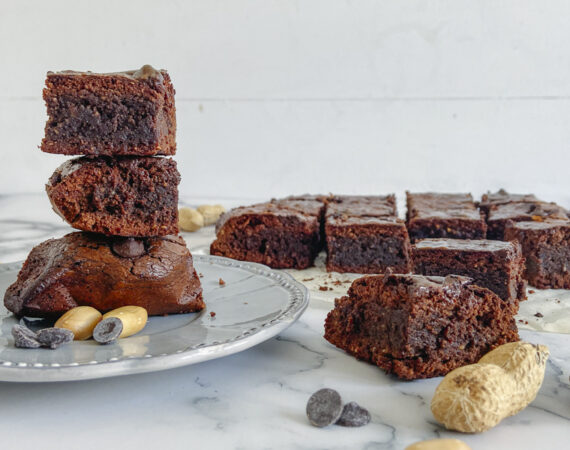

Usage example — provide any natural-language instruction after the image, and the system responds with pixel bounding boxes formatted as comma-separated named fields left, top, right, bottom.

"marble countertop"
left=0, top=194, right=569, bottom=450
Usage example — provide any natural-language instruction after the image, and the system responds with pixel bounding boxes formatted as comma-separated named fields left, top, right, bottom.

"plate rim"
left=0, top=254, right=310, bottom=382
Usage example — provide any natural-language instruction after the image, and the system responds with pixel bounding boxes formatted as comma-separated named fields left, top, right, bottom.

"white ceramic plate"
left=0, top=255, right=309, bottom=382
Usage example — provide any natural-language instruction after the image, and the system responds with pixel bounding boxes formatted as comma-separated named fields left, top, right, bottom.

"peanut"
left=431, top=341, right=549, bottom=433
left=405, top=439, right=471, bottom=450
left=178, top=207, right=204, bottom=232
left=197, top=204, right=225, bottom=226
left=102, top=306, right=148, bottom=338
left=54, top=306, right=102, bottom=340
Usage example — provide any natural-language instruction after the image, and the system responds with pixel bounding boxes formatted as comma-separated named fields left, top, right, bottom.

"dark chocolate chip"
left=36, top=327, right=74, bottom=349
left=12, top=324, right=40, bottom=349
left=335, top=401, right=371, bottom=427
left=112, top=238, right=146, bottom=258
left=93, top=317, right=123, bottom=344
left=306, top=388, right=343, bottom=427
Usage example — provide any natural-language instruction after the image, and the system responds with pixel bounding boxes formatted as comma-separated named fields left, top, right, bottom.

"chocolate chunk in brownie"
left=325, top=195, right=411, bottom=274
left=41, top=65, right=176, bottom=156
left=486, top=201, right=568, bottom=240
left=324, top=273, right=518, bottom=380
left=479, top=189, right=540, bottom=218
left=413, top=238, right=526, bottom=303
left=406, top=192, right=486, bottom=242
left=46, top=156, right=180, bottom=237
left=4, top=233, right=204, bottom=318
left=505, top=220, right=570, bottom=289
left=210, top=197, right=326, bottom=269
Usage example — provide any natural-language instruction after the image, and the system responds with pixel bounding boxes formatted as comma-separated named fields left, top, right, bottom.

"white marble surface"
left=0, top=194, right=569, bottom=450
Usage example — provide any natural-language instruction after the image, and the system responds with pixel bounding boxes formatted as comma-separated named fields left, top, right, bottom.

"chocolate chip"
left=112, top=238, right=146, bottom=258
left=306, top=388, right=343, bottom=427
left=93, top=317, right=123, bottom=344
left=36, top=327, right=74, bottom=349
left=12, top=324, right=40, bottom=349
left=335, top=401, right=371, bottom=427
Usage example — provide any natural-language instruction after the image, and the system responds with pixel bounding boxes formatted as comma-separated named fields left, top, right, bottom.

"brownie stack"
left=4, top=65, right=204, bottom=318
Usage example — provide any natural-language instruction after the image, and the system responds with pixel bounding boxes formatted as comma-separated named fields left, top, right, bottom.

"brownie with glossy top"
left=325, top=195, right=411, bottom=274
left=505, top=220, right=570, bottom=289
left=413, top=238, right=526, bottom=303
left=324, top=273, right=519, bottom=380
left=479, top=189, right=539, bottom=217
left=41, top=65, right=176, bottom=156
left=486, top=201, right=568, bottom=240
left=210, top=197, right=326, bottom=269
left=406, top=192, right=486, bottom=242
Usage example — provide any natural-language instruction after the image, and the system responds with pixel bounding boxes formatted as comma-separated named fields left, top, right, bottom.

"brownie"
left=479, top=189, right=539, bottom=217
left=486, top=201, right=568, bottom=240
left=46, top=156, right=180, bottom=237
left=41, top=65, right=176, bottom=156
left=505, top=220, right=570, bottom=289
left=406, top=192, right=487, bottom=242
left=324, top=273, right=519, bottom=380
left=4, top=233, right=204, bottom=318
left=325, top=195, right=412, bottom=273
left=413, top=238, right=526, bottom=303
left=210, top=197, right=326, bottom=269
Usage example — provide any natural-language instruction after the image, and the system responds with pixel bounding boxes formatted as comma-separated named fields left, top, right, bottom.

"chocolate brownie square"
left=41, top=65, right=176, bottom=156
left=413, top=238, right=526, bottom=303
left=505, top=220, right=570, bottom=289
left=324, top=273, right=519, bottom=380
left=4, top=233, right=203, bottom=318
left=46, top=156, right=180, bottom=237
left=325, top=195, right=411, bottom=273
left=210, top=197, right=325, bottom=269
left=406, top=192, right=487, bottom=242
left=486, top=201, right=568, bottom=240
left=479, top=189, right=539, bottom=217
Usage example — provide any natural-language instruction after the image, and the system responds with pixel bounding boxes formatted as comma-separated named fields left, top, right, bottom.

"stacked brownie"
left=4, top=66, right=204, bottom=317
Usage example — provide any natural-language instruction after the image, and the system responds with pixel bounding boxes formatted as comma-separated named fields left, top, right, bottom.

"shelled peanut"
left=179, top=204, right=225, bottom=231
left=405, top=439, right=471, bottom=450
left=431, top=342, right=549, bottom=433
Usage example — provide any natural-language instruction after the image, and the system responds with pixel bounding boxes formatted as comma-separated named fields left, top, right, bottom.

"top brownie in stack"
left=406, top=192, right=486, bottom=242
left=41, top=65, right=176, bottom=156
left=325, top=195, right=411, bottom=273
left=210, top=196, right=326, bottom=269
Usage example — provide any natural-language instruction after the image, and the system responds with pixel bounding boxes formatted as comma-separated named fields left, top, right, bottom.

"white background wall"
left=1, top=0, right=570, bottom=206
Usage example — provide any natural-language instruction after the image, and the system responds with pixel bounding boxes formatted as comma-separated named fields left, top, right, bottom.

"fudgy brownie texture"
left=46, top=156, right=180, bottom=237
left=406, top=192, right=487, bottom=242
left=324, top=273, right=519, bottom=380
left=41, top=65, right=176, bottom=156
left=413, top=238, right=526, bottom=303
left=4, top=233, right=204, bottom=318
left=504, top=220, right=570, bottom=289
left=210, top=197, right=326, bottom=269
left=479, top=189, right=539, bottom=218
left=325, top=195, right=412, bottom=274
left=486, top=201, right=568, bottom=240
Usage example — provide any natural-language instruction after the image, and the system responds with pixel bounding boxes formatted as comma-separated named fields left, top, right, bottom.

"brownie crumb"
left=319, top=286, right=329, bottom=291
left=210, top=311, right=216, bottom=317
left=534, top=312, right=544, bottom=318
left=199, top=273, right=204, bottom=278
left=219, top=278, right=226, bottom=286
left=528, top=289, right=535, bottom=294
left=302, top=277, right=314, bottom=282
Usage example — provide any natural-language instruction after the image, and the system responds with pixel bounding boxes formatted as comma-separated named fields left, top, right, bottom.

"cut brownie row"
left=324, top=273, right=518, bottom=380
left=211, top=194, right=413, bottom=272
